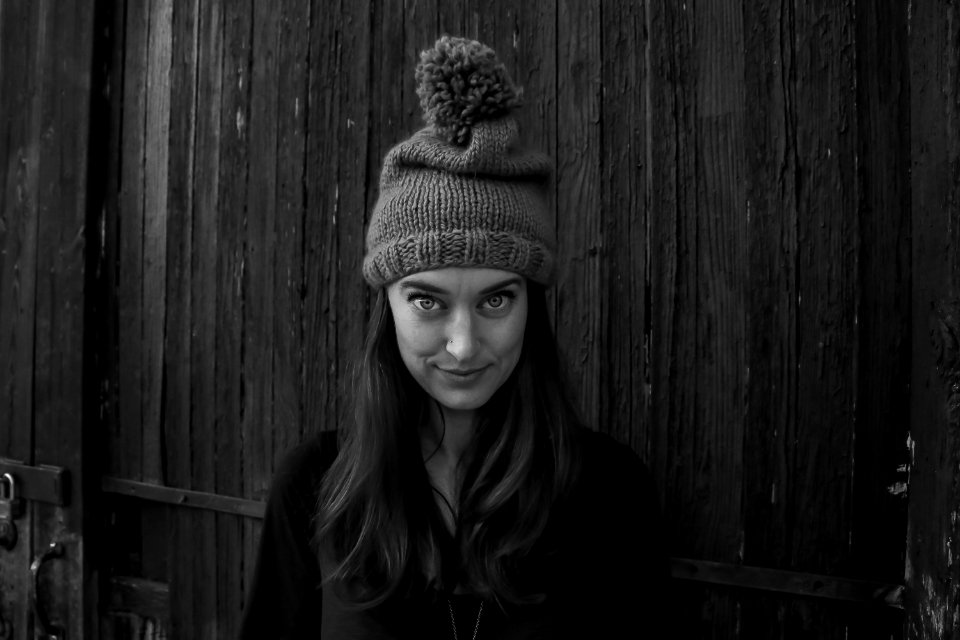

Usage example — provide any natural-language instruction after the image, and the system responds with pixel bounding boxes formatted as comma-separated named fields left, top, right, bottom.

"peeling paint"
left=887, top=481, right=907, bottom=497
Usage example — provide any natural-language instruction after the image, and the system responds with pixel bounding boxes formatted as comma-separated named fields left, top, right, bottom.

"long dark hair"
left=315, top=282, right=581, bottom=607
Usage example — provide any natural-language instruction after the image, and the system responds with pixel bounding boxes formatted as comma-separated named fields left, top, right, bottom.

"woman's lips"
left=436, top=365, right=489, bottom=384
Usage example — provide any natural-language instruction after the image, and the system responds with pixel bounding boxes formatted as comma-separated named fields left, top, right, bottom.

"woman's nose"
left=445, top=310, right=479, bottom=361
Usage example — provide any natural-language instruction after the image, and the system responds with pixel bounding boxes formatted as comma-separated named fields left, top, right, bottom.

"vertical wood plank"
left=117, top=0, right=150, bottom=481
left=302, top=0, right=341, bottom=434
left=513, top=0, right=556, bottom=319
left=215, top=0, right=253, bottom=634
left=242, top=0, right=282, bottom=620
left=334, top=0, right=372, bottom=433
left=0, top=2, right=42, bottom=637
left=599, top=0, right=649, bottom=451
left=187, top=0, right=223, bottom=631
left=99, top=0, right=126, bottom=508
left=740, top=0, right=800, bottom=635
left=164, top=0, right=199, bottom=635
left=30, top=0, right=96, bottom=635
left=245, top=0, right=281, bottom=499
left=403, top=0, right=441, bottom=131
left=788, top=2, right=859, bottom=637
left=905, top=0, right=960, bottom=637
left=849, top=2, right=910, bottom=637
left=272, top=0, right=309, bottom=463
left=692, top=0, right=748, bottom=562
left=513, top=0, right=557, bottom=171
left=646, top=1, right=699, bottom=578
left=647, top=0, right=748, bottom=634
left=555, top=0, right=601, bottom=428
left=0, top=0, right=41, bottom=466
left=142, top=0, right=172, bottom=485
left=646, top=10, right=704, bottom=634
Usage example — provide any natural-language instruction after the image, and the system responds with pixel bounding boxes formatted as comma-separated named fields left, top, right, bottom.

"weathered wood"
left=301, top=0, right=342, bottom=435
left=117, top=0, right=150, bottom=482
left=849, top=3, right=911, bottom=638
left=102, top=477, right=265, bottom=518
left=905, top=0, right=960, bottom=637
left=740, top=0, right=800, bottom=636
left=87, top=1, right=928, bottom=637
left=672, top=558, right=903, bottom=608
left=214, top=0, right=252, bottom=636
left=0, top=3, right=42, bottom=637
left=187, top=0, right=223, bottom=634
left=108, top=576, right=170, bottom=622
left=335, top=0, right=372, bottom=437
left=241, top=0, right=282, bottom=608
left=272, top=0, right=309, bottom=466
left=164, top=0, right=198, bottom=494
left=142, top=0, right=172, bottom=486
left=23, top=0, right=97, bottom=637
left=161, top=1, right=200, bottom=636
left=515, top=0, right=558, bottom=172
left=599, top=0, right=649, bottom=454
left=555, top=0, right=602, bottom=430
left=646, top=0, right=701, bottom=572
left=647, top=0, right=747, bottom=635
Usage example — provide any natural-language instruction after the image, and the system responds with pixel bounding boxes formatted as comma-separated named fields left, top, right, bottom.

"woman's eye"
left=483, top=292, right=513, bottom=311
left=412, top=296, right=436, bottom=311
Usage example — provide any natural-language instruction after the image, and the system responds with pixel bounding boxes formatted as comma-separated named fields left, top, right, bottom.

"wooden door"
left=2, top=1, right=957, bottom=639
left=0, top=2, right=98, bottom=639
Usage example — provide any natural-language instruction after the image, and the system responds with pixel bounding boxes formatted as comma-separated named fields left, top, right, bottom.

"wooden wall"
left=904, top=0, right=960, bottom=635
left=15, top=0, right=923, bottom=637
left=0, top=2, right=98, bottom=638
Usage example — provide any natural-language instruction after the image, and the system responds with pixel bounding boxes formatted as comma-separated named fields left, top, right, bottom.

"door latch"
left=0, top=473, right=24, bottom=550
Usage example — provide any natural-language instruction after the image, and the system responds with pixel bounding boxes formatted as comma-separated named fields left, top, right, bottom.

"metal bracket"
left=0, top=460, right=69, bottom=507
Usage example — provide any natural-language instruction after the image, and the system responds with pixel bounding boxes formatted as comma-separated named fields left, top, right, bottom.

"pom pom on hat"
left=363, top=36, right=556, bottom=288
left=416, top=35, right=522, bottom=146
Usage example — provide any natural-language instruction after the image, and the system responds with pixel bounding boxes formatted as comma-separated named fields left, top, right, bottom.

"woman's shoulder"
left=565, top=425, right=660, bottom=515
left=571, top=425, right=651, bottom=483
left=269, top=429, right=341, bottom=501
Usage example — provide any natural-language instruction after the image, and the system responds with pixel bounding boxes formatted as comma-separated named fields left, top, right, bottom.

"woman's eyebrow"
left=397, top=280, right=447, bottom=294
left=479, top=277, right=523, bottom=295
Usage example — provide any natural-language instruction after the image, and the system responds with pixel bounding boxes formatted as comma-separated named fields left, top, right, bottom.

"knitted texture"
left=363, top=35, right=555, bottom=287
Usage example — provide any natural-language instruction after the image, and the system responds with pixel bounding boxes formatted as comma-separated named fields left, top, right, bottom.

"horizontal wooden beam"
left=100, top=477, right=265, bottom=519
left=100, top=477, right=905, bottom=609
left=671, top=557, right=904, bottom=609
left=107, top=576, right=169, bottom=621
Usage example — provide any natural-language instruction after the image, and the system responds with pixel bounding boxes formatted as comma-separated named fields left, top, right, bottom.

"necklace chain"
left=447, top=599, right=483, bottom=640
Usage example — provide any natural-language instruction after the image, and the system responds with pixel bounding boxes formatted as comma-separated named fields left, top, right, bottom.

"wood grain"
left=905, top=0, right=960, bottom=637
left=79, top=1, right=928, bottom=637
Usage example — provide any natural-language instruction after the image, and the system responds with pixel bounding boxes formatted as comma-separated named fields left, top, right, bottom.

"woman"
left=241, top=35, right=667, bottom=639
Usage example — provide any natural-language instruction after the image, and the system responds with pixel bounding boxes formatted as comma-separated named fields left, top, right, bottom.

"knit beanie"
left=362, top=35, right=556, bottom=287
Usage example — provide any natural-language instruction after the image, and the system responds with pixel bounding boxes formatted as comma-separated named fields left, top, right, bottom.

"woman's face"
left=386, top=267, right=528, bottom=416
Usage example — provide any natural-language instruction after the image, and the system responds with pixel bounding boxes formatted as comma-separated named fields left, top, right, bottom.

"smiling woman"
left=388, top=268, right=528, bottom=416
left=239, top=35, right=668, bottom=639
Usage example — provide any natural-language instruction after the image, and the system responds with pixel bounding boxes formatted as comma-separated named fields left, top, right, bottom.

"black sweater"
left=240, top=427, right=668, bottom=639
